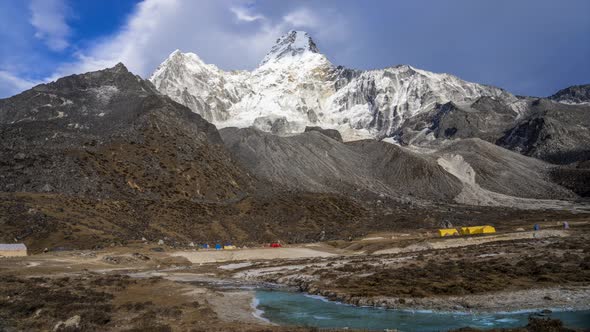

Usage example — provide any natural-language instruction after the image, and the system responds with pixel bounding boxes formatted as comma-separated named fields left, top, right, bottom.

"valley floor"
left=0, top=218, right=589, bottom=331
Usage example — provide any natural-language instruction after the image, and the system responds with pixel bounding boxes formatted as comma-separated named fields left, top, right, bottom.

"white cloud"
left=48, top=0, right=350, bottom=80
left=29, top=0, right=71, bottom=52
left=283, top=8, right=319, bottom=28
left=0, top=71, right=40, bottom=97
left=230, top=6, right=265, bottom=22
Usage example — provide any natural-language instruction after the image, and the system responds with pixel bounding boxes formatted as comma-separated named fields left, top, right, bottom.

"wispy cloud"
left=230, top=6, right=265, bottom=22
left=29, top=0, right=71, bottom=51
left=50, top=0, right=349, bottom=79
left=283, top=8, right=319, bottom=28
left=1, top=0, right=587, bottom=98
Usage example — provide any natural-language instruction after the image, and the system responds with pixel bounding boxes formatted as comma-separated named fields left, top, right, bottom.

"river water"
left=254, top=290, right=590, bottom=331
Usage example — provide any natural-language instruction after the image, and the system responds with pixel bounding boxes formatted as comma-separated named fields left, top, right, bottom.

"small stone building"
left=0, top=243, right=28, bottom=257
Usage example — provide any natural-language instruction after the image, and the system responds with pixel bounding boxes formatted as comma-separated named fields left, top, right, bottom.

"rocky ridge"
left=0, top=64, right=372, bottom=251
left=150, top=30, right=590, bottom=163
left=149, top=30, right=517, bottom=141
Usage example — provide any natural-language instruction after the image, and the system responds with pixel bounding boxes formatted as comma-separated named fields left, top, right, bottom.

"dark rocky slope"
left=220, top=127, right=575, bottom=204
left=345, top=140, right=463, bottom=201
left=220, top=127, right=463, bottom=202
left=0, top=64, right=250, bottom=201
left=0, top=64, right=586, bottom=252
left=394, top=97, right=518, bottom=144
left=549, top=84, right=590, bottom=104
left=395, top=95, right=590, bottom=164
left=436, top=138, right=575, bottom=200
left=304, top=126, right=343, bottom=142
left=497, top=99, right=590, bottom=164
left=550, top=160, right=590, bottom=197
left=0, top=65, right=369, bottom=251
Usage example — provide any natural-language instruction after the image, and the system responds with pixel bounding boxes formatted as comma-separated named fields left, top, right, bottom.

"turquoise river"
left=254, top=290, right=590, bottom=331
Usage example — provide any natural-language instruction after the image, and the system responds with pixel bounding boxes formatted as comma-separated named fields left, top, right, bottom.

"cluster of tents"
left=438, top=225, right=496, bottom=237
left=196, top=242, right=283, bottom=250
left=197, top=244, right=236, bottom=250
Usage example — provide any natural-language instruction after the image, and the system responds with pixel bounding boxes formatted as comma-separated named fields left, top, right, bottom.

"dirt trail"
left=373, top=229, right=569, bottom=255
left=172, top=247, right=336, bottom=263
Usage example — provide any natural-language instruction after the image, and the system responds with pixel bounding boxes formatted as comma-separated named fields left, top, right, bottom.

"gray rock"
left=395, top=95, right=590, bottom=164
left=252, top=115, right=303, bottom=135
left=497, top=99, right=590, bottom=164
left=53, top=314, right=80, bottom=331
left=40, top=183, right=54, bottom=192
left=220, top=127, right=463, bottom=202
left=0, top=63, right=246, bottom=201
left=549, top=84, right=590, bottom=104
left=304, top=126, right=343, bottom=142
left=220, top=127, right=575, bottom=204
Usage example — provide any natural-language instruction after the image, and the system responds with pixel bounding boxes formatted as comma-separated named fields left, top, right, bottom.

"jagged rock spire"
left=259, top=30, right=319, bottom=66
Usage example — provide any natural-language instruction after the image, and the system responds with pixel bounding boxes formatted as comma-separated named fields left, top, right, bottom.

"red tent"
left=270, top=243, right=282, bottom=248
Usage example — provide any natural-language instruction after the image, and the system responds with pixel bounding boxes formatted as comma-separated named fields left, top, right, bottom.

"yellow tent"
left=438, top=228, right=459, bottom=237
left=481, top=226, right=496, bottom=233
left=223, top=245, right=237, bottom=250
left=460, top=226, right=496, bottom=235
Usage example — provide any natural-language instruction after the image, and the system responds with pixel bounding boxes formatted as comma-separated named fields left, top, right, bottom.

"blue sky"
left=1, top=0, right=589, bottom=98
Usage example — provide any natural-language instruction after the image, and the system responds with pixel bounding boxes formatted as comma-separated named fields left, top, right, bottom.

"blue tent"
left=215, top=244, right=222, bottom=250
left=201, top=244, right=209, bottom=249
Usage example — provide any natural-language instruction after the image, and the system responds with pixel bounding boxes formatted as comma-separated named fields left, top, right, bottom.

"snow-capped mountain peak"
left=149, top=49, right=250, bottom=122
left=150, top=49, right=214, bottom=79
left=259, top=30, right=320, bottom=67
left=149, top=31, right=519, bottom=141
